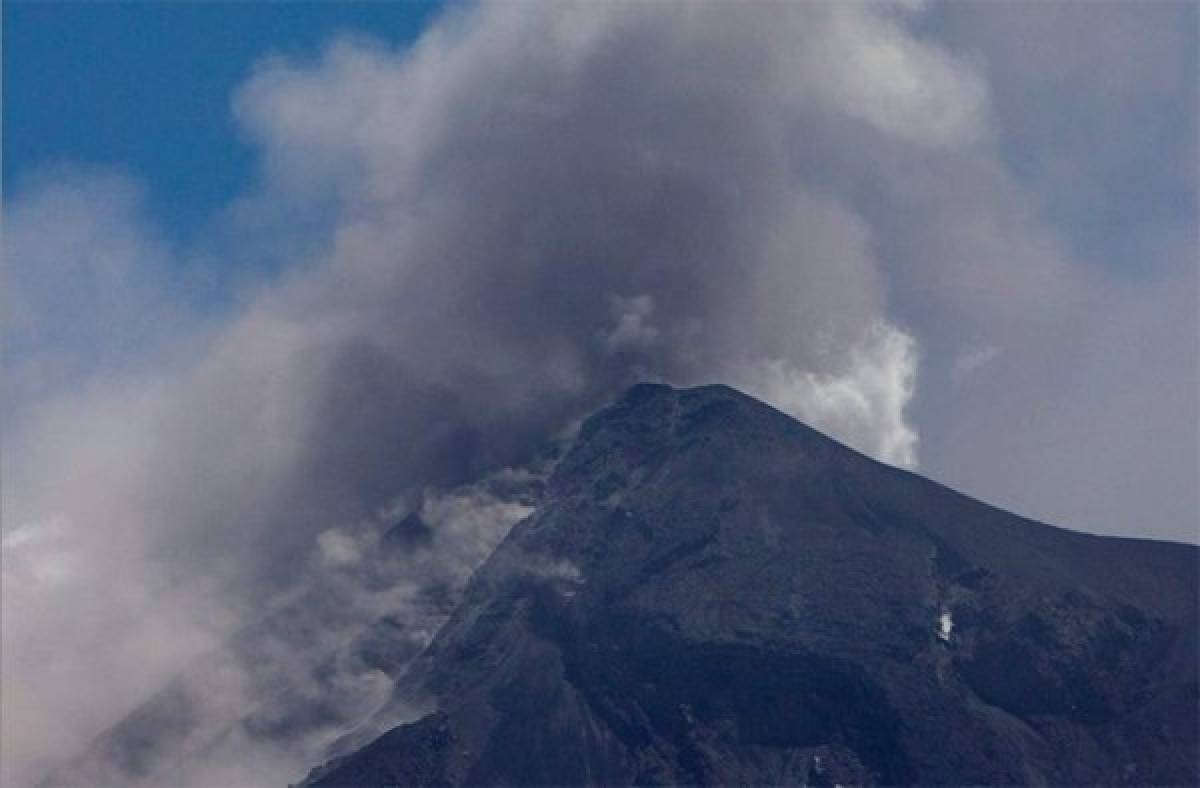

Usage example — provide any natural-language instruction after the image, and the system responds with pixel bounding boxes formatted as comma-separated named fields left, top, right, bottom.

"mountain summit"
left=307, top=383, right=1198, bottom=786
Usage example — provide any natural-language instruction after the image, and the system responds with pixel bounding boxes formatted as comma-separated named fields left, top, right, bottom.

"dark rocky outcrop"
left=308, top=383, right=1198, bottom=786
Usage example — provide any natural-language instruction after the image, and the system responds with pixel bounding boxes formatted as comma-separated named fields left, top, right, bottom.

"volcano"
left=304, top=383, right=1198, bottom=786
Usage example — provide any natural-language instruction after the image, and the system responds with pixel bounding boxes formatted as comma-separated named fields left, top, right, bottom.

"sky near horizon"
left=2, top=2, right=1197, bottom=784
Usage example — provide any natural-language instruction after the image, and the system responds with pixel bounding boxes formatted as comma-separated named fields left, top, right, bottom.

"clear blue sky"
left=4, top=1, right=439, bottom=239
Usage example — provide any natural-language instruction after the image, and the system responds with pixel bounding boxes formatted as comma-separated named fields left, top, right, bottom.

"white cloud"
left=743, top=324, right=919, bottom=468
left=800, top=3, right=989, bottom=146
left=317, top=528, right=368, bottom=568
left=938, top=610, right=954, bottom=641
left=605, top=294, right=659, bottom=352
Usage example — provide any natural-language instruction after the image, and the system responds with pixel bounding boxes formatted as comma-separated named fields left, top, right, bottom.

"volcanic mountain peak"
left=308, top=383, right=1198, bottom=787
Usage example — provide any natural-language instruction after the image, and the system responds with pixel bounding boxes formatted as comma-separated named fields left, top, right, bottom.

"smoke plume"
left=3, top=2, right=1194, bottom=786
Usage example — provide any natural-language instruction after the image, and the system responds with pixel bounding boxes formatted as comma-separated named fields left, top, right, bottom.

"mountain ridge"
left=307, top=382, right=1198, bottom=786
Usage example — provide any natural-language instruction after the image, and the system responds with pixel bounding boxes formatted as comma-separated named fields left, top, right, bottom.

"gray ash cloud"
left=3, top=3, right=1194, bottom=786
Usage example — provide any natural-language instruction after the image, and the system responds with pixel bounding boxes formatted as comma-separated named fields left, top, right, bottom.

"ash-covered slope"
left=307, top=383, right=1198, bottom=787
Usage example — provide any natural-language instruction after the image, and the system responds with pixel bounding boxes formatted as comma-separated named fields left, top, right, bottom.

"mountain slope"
left=307, top=383, right=1198, bottom=786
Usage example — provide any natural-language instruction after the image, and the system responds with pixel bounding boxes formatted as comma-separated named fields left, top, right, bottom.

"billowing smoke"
left=3, top=2, right=1194, bottom=786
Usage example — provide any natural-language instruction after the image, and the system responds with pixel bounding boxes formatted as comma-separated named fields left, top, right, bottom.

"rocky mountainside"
left=306, top=383, right=1198, bottom=786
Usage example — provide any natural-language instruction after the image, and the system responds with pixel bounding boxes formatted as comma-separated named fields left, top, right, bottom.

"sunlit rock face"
left=306, top=384, right=1198, bottom=787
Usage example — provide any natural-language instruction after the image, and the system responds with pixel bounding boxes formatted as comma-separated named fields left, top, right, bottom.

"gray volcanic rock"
left=307, top=383, right=1198, bottom=787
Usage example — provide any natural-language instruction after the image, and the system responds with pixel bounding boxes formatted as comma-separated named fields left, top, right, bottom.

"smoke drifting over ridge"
left=3, top=2, right=1195, bottom=786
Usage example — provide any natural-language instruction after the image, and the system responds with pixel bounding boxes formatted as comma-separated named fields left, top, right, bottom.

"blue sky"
left=4, top=1, right=439, bottom=238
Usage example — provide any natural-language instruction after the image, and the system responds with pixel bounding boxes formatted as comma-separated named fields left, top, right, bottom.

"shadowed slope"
left=308, top=383, right=1198, bottom=786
